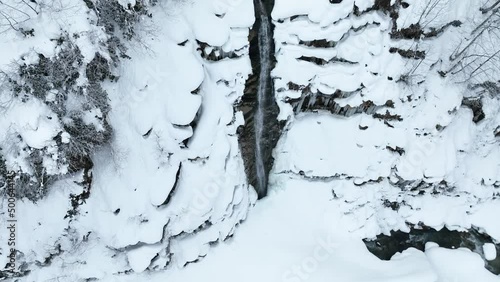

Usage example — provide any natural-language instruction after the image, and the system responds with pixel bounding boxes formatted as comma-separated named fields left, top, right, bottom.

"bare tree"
left=0, top=0, right=39, bottom=33
left=448, top=0, right=500, bottom=85
left=480, top=0, right=500, bottom=13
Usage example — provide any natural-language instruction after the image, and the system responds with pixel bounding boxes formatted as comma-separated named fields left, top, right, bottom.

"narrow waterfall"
left=239, top=0, right=281, bottom=198
left=254, top=0, right=272, bottom=197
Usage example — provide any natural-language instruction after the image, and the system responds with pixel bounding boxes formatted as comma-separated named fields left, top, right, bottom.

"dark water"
left=364, top=227, right=500, bottom=274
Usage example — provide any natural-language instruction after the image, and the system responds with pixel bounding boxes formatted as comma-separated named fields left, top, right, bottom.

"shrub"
left=94, top=0, right=151, bottom=40
left=86, top=52, right=111, bottom=82
left=60, top=114, right=112, bottom=173
left=17, top=38, right=84, bottom=115
left=3, top=36, right=114, bottom=200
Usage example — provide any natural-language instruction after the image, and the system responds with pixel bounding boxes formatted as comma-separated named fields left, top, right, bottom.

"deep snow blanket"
left=0, top=0, right=256, bottom=279
left=0, top=0, right=499, bottom=281
left=271, top=0, right=500, bottom=245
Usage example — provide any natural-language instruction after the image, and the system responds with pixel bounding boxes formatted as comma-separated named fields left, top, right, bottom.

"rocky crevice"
left=280, top=82, right=398, bottom=118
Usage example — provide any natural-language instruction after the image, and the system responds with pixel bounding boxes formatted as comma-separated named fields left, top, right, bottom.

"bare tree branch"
left=480, top=0, right=500, bottom=14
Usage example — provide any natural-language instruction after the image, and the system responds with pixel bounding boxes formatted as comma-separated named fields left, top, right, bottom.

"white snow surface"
left=11, top=179, right=500, bottom=281
left=75, top=0, right=257, bottom=273
left=484, top=243, right=498, bottom=261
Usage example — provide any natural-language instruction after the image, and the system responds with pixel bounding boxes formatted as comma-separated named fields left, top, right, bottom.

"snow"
left=82, top=108, right=105, bottom=131
left=71, top=0, right=255, bottom=273
left=274, top=113, right=399, bottom=179
left=0, top=0, right=109, bottom=179
left=0, top=98, right=61, bottom=150
left=29, top=180, right=496, bottom=281
left=484, top=243, right=497, bottom=261
left=271, top=0, right=500, bottom=241
left=0, top=0, right=105, bottom=69
left=127, top=243, right=164, bottom=273
left=425, top=242, right=499, bottom=282
left=0, top=176, right=79, bottom=268
left=272, top=0, right=374, bottom=24
left=396, top=0, right=473, bottom=29
left=470, top=201, right=500, bottom=242
left=10, top=171, right=499, bottom=281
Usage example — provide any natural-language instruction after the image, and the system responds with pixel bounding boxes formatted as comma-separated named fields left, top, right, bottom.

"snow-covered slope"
left=74, top=0, right=257, bottom=274
left=49, top=181, right=498, bottom=282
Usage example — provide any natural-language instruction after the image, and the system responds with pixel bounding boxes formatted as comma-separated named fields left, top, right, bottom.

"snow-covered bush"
left=92, top=0, right=154, bottom=40
left=0, top=34, right=114, bottom=200
left=86, top=52, right=113, bottom=82
left=15, top=39, right=83, bottom=111
left=88, top=0, right=156, bottom=63
left=60, top=113, right=111, bottom=172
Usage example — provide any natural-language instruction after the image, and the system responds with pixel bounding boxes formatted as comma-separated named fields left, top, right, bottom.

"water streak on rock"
left=254, top=0, right=272, bottom=197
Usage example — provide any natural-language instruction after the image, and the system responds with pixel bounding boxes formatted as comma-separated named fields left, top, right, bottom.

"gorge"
left=0, top=0, right=500, bottom=281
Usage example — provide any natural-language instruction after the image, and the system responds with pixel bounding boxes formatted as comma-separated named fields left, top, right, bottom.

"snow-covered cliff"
left=271, top=0, right=500, bottom=261
left=0, top=0, right=256, bottom=279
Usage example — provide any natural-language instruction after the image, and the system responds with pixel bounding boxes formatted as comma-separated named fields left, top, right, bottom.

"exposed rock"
left=298, top=39, right=336, bottom=48
left=389, top=47, right=426, bottom=60
left=297, top=55, right=358, bottom=66
left=373, top=110, right=403, bottom=122
left=386, top=145, right=405, bottom=156
left=65, top=167, right=93, bottom=219
left=462, top=97, right=485, bottom=123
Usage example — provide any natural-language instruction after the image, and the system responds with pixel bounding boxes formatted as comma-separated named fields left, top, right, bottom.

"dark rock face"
left=239, top=0, right=282, bottom=198
left=462, top=97, right=486, bottom=123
